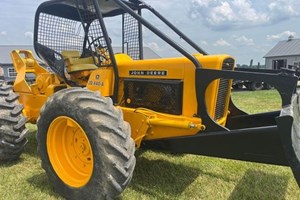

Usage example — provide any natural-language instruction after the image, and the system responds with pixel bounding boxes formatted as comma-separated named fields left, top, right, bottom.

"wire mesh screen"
left=124, top=79, right=183, bottom=115
left=35, top=0, right=113, bottom=75
left=123, top=12, right=142, bottom=60
left=36, top=12, right=85, bottom=76
left=37, top=13, right=84, bottom=54
left=77, top=0, right=108, bottom=52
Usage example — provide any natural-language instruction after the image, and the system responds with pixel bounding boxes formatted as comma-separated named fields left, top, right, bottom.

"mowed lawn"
left=1, top=90, right=300, bottom=200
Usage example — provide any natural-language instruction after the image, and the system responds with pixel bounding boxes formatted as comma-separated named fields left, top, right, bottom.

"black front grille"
left=215, top=58, right=235, bottom=120
left=124, top=79, right=183, bottom=115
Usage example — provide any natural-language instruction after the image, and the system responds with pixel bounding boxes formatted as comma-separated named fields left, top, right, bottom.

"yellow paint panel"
left=86, top=67, right=114, bottom=96
left=122, top=107, right=204, bottom=143
left=115, top=53, right=235, bottom=142
left=115, top=53, right=233, bottom=118
left=122, top=108, right=149, bottom=147
left=11, top=49, right=235, bottom=143
left=19, top=94, right=48, bottom=123
left=11, top=50, right=65, bottom=123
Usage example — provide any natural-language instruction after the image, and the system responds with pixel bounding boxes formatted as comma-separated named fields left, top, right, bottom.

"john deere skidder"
left=1, top=0, right=300, bottom=199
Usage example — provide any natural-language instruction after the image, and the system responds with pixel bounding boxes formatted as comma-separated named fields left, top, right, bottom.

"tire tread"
left=37, top=88, right=136, bottom=199
left=0, top=81, right=28, bottom=161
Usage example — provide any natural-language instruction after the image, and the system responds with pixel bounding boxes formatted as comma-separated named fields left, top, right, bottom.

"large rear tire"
left=0, top=81, right=28, bottom=161
left=37, top=88, right=136, bottom=199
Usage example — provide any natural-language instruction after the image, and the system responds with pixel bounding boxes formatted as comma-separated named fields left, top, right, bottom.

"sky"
left=0, top=0, right=300, bottom=65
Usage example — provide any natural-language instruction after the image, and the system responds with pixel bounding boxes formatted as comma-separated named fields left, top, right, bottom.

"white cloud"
left=24, top=31, right=33, bottom=39
left=0, top=31, right=7, bottom=36
left=189, top=0, right=300, bottom=30
left=191, top=0, right=213, bottom=8
left=234, top=35, right=254, bottom=46
left=147, top=42, right=161, bottom=52
left=213, top=38, right=231, bottom=46
left=268, top=0, right=299, bottom=20
left=267, top=31, right=297, bottom=41
left=200, top=41, right=208, bottom=46
left=144, top=1, right=173, bottom=10
left=208, top=2, right=235, bottom=24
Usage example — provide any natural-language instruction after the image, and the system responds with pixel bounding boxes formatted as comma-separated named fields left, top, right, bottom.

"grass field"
left=1, top=90, right=300, bottom=200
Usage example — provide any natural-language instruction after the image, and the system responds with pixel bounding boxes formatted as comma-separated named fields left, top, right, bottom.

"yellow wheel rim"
left=47, top=116, right=94, bottom=188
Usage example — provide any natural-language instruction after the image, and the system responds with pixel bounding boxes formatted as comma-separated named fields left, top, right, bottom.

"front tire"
left=0, top=81, right=28, bottom=162
left=37, top=88, right=136, bottom=199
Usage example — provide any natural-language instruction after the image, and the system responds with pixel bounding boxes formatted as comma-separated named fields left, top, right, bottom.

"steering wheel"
left=87, top=36, right=106, bottom=51
left=87, top=36, right=110, bottom=64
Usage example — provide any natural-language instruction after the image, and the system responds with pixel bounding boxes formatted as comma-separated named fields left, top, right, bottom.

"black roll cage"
left=34, top=0, right=208, bottom=103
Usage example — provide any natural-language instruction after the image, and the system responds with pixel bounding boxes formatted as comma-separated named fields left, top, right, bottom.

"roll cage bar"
left=34, top=0, right=207, bottom=103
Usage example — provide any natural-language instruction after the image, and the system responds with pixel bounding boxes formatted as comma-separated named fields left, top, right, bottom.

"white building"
left=264, top=36, right=300, bottom=70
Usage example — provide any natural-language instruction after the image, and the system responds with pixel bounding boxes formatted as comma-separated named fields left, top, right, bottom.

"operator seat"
left=61, top=50, right=98, bottom=73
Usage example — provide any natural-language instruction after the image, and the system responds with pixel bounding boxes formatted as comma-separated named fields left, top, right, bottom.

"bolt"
left=189, top=123, right=196, bottom=129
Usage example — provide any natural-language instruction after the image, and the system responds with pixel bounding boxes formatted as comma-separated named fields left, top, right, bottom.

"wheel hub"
left=47, top=116, right=94, bottom=188
left=73, top=130, right=92, bottom=164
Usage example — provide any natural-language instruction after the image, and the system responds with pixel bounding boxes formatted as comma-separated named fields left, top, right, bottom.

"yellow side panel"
left=122, top=108, right=149, bottom=147
left=86, top=67, right=114, bottom=96
left=115, top=54, right=195, bottom=117
left=114, top=53, right=234, bottom=142
left=115, top=54, right=232, bottom=118
left=11, top=50, right=65, bottom=123
left=19, top=94, right=48, bottom=123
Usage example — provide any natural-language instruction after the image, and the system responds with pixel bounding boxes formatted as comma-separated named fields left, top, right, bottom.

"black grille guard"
left=142, top=68, right=300, bottom=187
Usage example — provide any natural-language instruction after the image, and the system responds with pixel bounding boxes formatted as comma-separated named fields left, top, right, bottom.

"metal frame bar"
left=93, top=0, right=119, bottom=103
left=122, top=14, right=125, bottom=54
left=139, top=1, right=208, bottom=55
left=141, top=69, right=300, bottom=187
left=142, top=115, right=300, bottom=186
left=195, top=68, right=298, bottom=132
left=111, top=0, right=202, bottom=68
left=138, top=8, right=144, bottom=60
left=75, top=1, right=98, bottom=66
left=127, top=0, right=207, bottom=55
